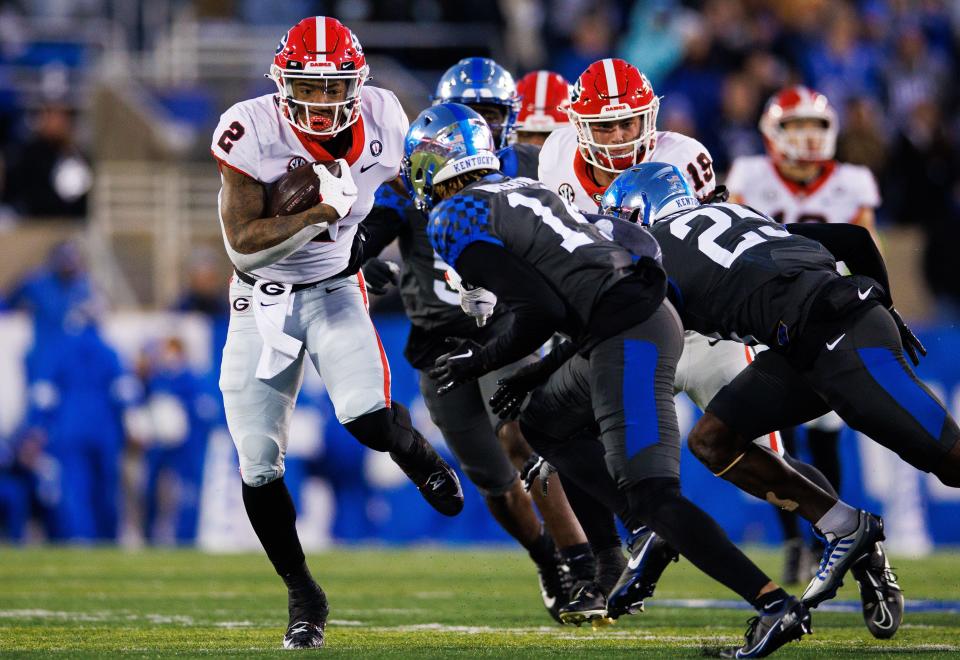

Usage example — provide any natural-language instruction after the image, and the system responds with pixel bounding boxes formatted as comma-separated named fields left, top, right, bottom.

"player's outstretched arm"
left=785, top=222, right=892, bottom=307
left=219, top=166, right=340, bottom=271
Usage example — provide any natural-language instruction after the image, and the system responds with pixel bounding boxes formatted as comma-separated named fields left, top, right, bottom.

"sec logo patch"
left=370, top=140, right=383, bottom=157
left=288, top=156, right=307, bottom=170
left=557, top=183, right=575, bottom=203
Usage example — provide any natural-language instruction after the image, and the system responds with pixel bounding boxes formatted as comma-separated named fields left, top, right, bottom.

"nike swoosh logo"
left=826, top=333, right=846, bottom=351
left=542, top=595, right=556, bottom=609
left=858, top=286, right=874, bottom=300
left=626, top=537, right=651, bottom=569
left=448, top=349, right=474, bottom=360
left=359, top=163, right=376, bottom=173
left=260, top=302, right=280, bottom=307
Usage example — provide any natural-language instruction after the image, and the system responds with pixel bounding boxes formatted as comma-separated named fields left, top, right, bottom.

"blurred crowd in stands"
left=0, top=0, right=958, bottom=542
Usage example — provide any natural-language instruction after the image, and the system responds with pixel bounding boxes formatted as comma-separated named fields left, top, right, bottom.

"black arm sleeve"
left=786, top=223, right=892, bottom=307
left=454, top=241, right=567, bottom=371
left=359, top=205, right=406, bottom=260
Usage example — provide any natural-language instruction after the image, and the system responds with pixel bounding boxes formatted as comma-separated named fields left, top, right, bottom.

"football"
left=265, top=160, right=341, bottom=216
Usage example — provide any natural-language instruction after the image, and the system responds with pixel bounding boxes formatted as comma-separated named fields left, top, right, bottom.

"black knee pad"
left=343, top=403, right=414, bottom=453
left=625, top=477, right=682, bottom=529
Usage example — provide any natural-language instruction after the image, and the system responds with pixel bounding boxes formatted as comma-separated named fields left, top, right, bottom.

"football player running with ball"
left=211, top=16, right=462, bottom=649
left=409, top=102, right=813, bottom=659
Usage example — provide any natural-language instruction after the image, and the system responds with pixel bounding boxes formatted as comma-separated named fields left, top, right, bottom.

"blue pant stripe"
left=623, top=339, right=660, bottom=459
left=857, top=347, right=947, bottom=440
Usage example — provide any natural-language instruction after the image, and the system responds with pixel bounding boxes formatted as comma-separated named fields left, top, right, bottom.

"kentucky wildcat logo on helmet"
left=402, top=103, right=500, bottom=212
left=600, top=162, right=699, bottom=226
left=568, top=59, right=660, bottom=173
left=269, top=16, right=369, bottom=137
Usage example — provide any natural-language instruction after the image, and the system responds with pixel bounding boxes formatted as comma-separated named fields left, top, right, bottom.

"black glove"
left=428, top=338, right=486, bottom=395
left=889, top=306, right=927, bottom=367
left=489, top=359, right=554, bottom=420
left=489, top=340, right=578, bottom=419
left=702, top=184, right=729, bottom=204
left=521, top=454, right=557, bottom=497
left=361, top=258, right=400, bottom=295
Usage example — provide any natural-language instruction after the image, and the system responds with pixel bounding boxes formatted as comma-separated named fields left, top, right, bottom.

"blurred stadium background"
left=0, top=0, right=958, bottom=557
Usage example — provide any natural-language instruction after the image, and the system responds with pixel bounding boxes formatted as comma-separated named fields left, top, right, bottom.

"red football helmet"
left=760, top=86, right=838, bottom=163
left=269, top=16, right=369, bottom=137
left=568, top=59, right=659, bottom=172
left=516, top=70, right=571, bottom=134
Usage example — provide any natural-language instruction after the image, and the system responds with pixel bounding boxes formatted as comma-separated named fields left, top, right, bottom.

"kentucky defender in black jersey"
left=357, top=63, right=592, bottom=624
left=406, top=102, right=812, bottom=658
left=601, top=163, right=960, bottom=613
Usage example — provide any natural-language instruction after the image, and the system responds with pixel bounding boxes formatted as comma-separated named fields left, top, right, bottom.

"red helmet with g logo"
left=568, top=59, right=659, bottom=172
left=269, top=16, right=369, bottom=137
left=516, top=70, right=571, bottom=134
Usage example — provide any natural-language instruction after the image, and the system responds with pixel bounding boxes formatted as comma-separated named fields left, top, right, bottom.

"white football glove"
left=313, top=158, right=358, bottom=220
left=460, top=285, right=497, bottom=327
left=444, top=267, right=496, bottom=326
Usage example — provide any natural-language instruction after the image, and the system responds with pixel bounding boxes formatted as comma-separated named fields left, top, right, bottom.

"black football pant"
left=709, top=304, right=960, bottom=473
left=519, top=301, right=772, bottom=602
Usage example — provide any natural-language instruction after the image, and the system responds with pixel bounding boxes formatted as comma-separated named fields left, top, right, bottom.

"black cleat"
left=558, top=580, right=608, bottom=626
left=283, top=588, right=329, bottom=650
left=802, top=511, right=884, bottom=608
left=537, top=553, right=573, bottom=624
left=607, top=527, right=679, bottom=619
left=851, top=541, right=903, bottom=639
left=391, top=431, right=464, bottom=516
left=719, top=596, right=811, bottom=658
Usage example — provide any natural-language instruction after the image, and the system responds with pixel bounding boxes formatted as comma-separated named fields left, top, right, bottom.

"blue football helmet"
left=433, top=57, right=519, bottom=149
left=599, top=162, right=699, bottom=226
left=403, top=102, right=500, bottom=212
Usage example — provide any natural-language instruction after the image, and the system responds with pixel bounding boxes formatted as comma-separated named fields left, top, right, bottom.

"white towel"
left=252, top=280, right=303, bottom=380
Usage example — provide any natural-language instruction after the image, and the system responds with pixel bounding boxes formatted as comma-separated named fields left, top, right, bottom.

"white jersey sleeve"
left=650, top=131, right=716, bottom=200
left=842, top=163, right=881, bottom=209
left=211, top=101, right=263, bottom=180
left=360, top=86, right=408, bottom=179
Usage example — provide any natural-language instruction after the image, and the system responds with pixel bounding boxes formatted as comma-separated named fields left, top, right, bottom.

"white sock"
left=816, top=501, right=860, bottom=541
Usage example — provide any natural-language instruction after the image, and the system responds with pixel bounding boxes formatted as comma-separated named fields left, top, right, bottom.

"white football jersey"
left=538, top=126, right=716, bottom=213
left=211, top=85, right=409, bottom=283
left=726, top=155, right=880, bottom=224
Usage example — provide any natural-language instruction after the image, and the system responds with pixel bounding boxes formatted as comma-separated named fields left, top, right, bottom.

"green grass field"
left=0, top=546, right=958, bottom=658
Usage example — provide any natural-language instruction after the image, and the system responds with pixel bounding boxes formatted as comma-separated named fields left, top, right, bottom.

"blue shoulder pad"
left=497, top=145, right=519, bottom=178
left=374, top=182, right=413, bottom=214
left=427, top=191, right=502, bottom=265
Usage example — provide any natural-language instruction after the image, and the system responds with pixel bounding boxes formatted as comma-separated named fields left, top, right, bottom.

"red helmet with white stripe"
left=568, top=59, right=659, bottom=172
left=760, top=86, right=838, bottom=163
left=516, top=70, right=571, bottom=134
left=269, top=16, right=369, bottom=137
